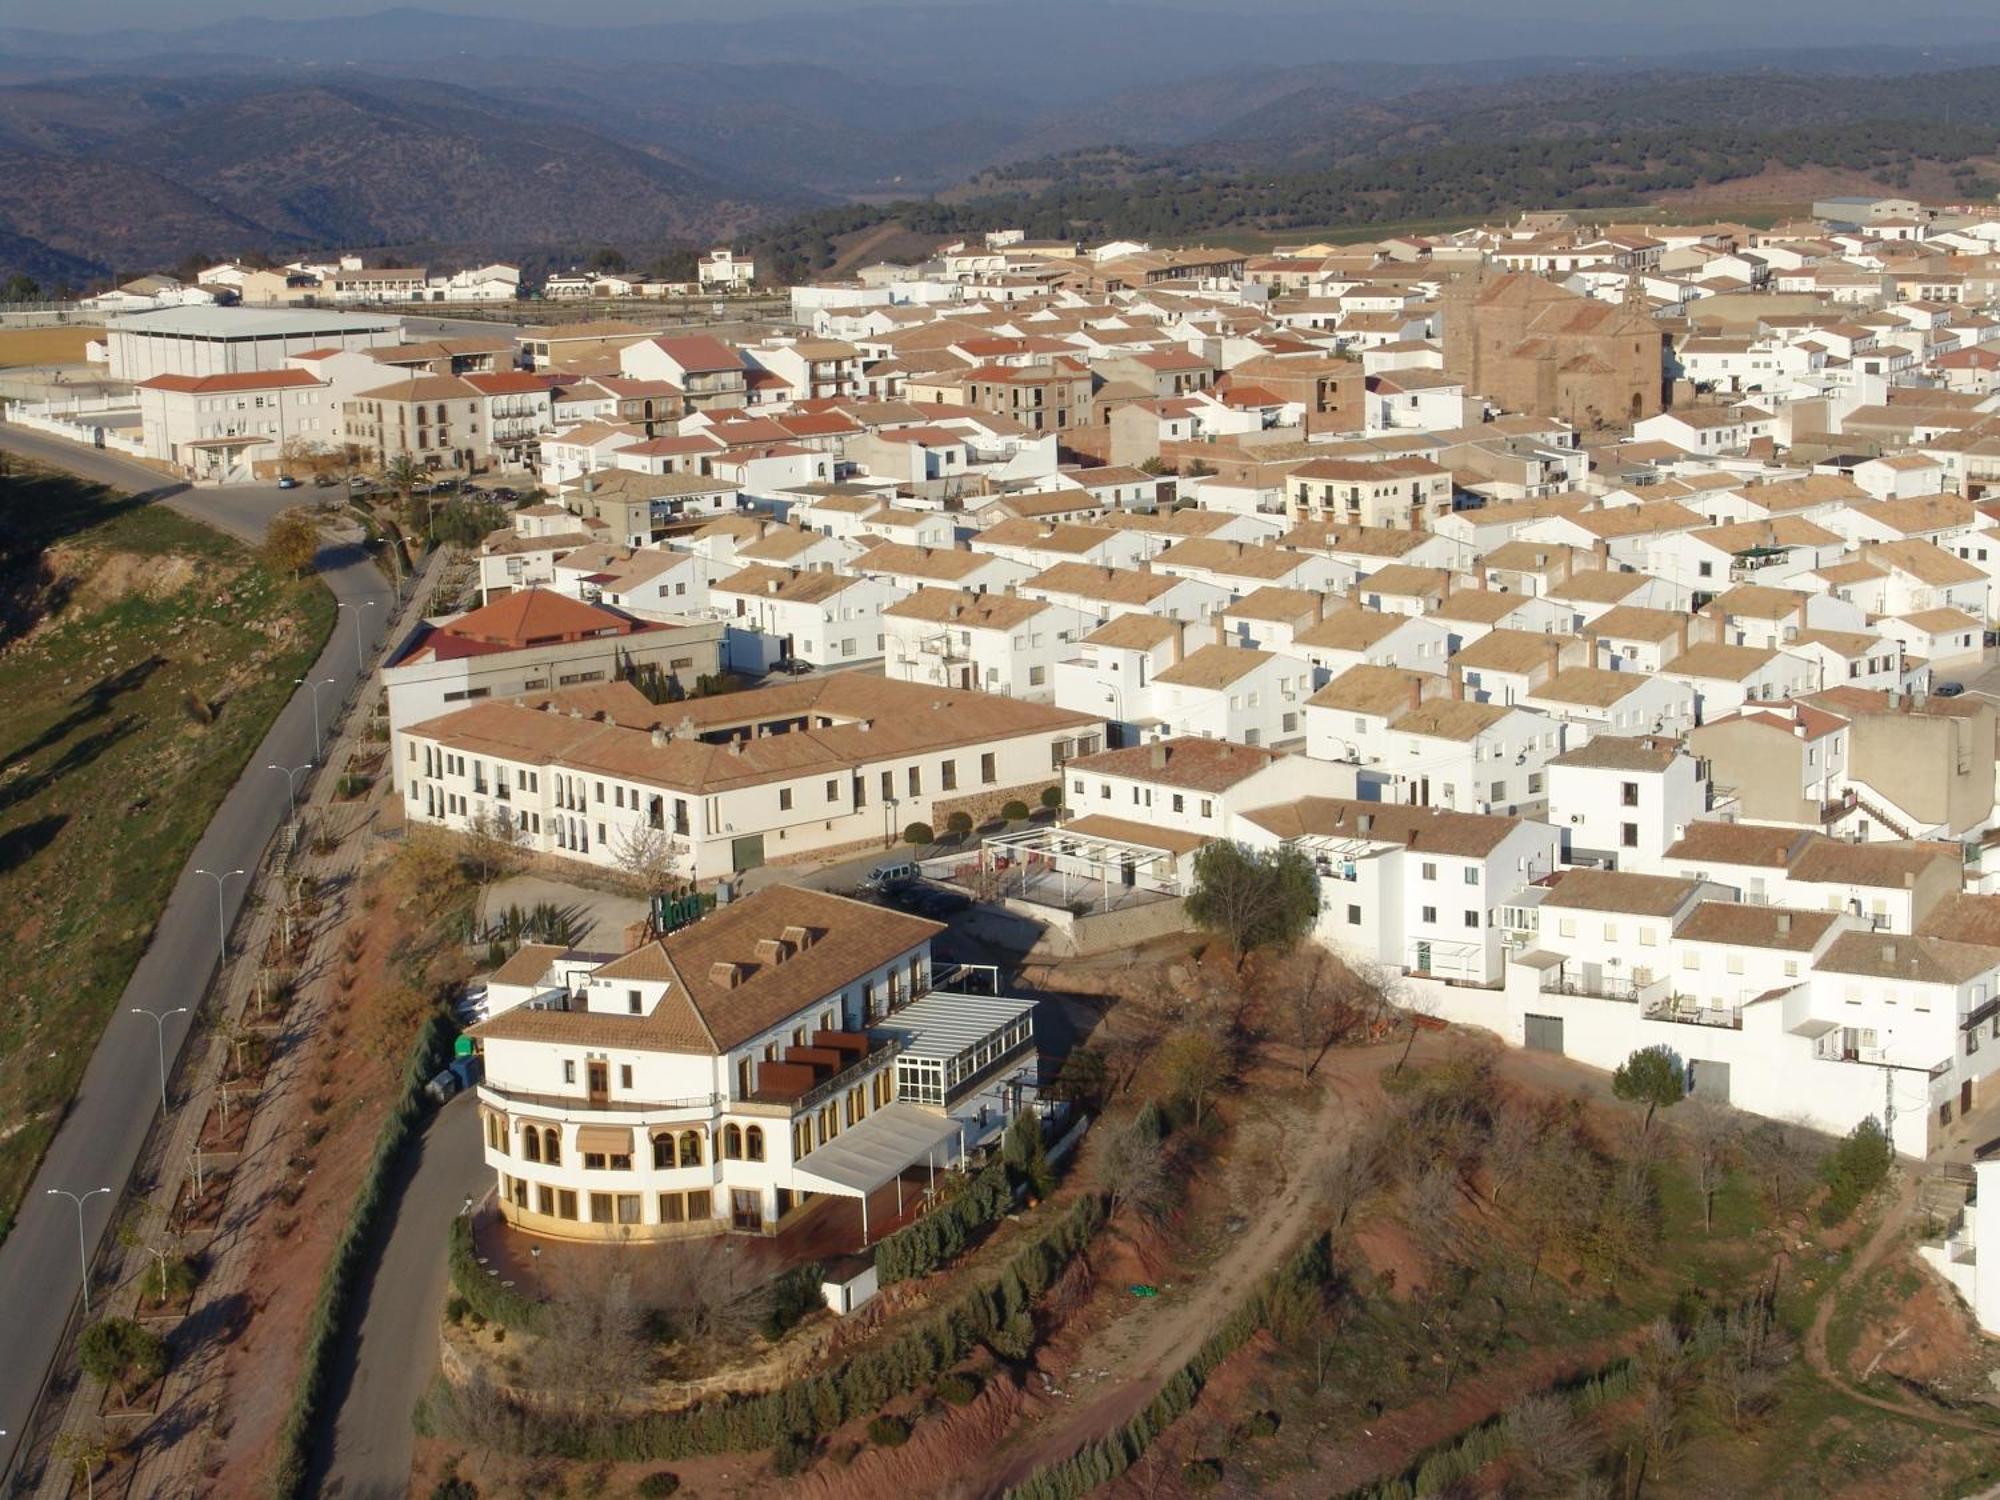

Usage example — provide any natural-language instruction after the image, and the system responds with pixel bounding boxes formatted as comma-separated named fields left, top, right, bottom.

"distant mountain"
left=0, top=73, right=797, bottom=286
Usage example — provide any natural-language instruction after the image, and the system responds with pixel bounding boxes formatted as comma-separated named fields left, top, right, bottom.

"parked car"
left=773, top=659, right=814, bottom=676
left=452, top=984, right=489, bottom=1025
left=313, top=472, right=338, bottom=488
left=859, top=860, right=917, bottom=893
left=276, top=474, right=299, bottom=489
left=1936, top=681, right=1966, bottom=697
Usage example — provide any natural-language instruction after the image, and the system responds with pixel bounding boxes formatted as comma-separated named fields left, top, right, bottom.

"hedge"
left=447, top=1214, right=548, bottom=1335
left=474, top=1191, right=1108, bottom=1463
left=270, top=1011, right=455, bottom=1498
left=1343, top=1358, right=1641, bottom=1499
left=874, top=1157, right=1015, bottom=1285
left=1002, top=1234, right=1333, bottom=1500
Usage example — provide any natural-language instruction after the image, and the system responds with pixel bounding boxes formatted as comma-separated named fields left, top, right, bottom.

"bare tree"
left=1407, top=1165, right=1469, bottom=1271
left=530, top=1262, right=651, bottom=1415
left=1096, top=1115, right=1175, bottom=1223
left=462, top=805, right=526, bottom=929
left=1742, top=1117, right=1823, bottom=1221
left=1504, top=1392, right=1597, bottom=1492
left=637, top=1237, right=766, bottom=1349
left=611, top=820, right=681, bottom=895
left=1320, top=1127, right=1387, bottom=1231
left=1679, top=1102, right=1742, bottom=1235
left=1265, top=947, right=1347, bottom=1079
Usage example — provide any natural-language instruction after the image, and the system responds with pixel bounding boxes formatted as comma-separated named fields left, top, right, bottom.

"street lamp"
left=46, top=1186, right=111, bottom=1316
left=336, top=599, right=378, bottom=675
left=192, top=867, right=245, bottom=963
left=268, top=762, right=313, bottom=826
left=296, top=676, right=337, bottom=755
left=130, top=1004, right=189, bottom=1113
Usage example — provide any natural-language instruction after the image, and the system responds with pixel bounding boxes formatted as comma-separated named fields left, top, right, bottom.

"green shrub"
left=635, top=1473, right=681, bottom=1498
left=270, top=1012, right=453, bottom=1498
left=764, top=1262, right=825, bottom=1341
left=1000, top=800, right=1031, bottom=821
left=935, top=1371, right=982, bottom=1405
left=445, top=1295, right=470, bottom=1326
left=867, top=1414, right=911, bottom=1447
left=1820, top=1116, right=1892, bottom=1225
left=771, top=1433, right=813, bottom=1477
left=1236, top=1409, right=1280, bottom=1441
left=1039, top=784, right=1062, bottom=810
left=946, top=811, right=974, bottom=836
left=79, top=1317, right=168, bottom=1391
left=448, top=1215, right=547, bottom=1334
left=1182, top=1458, right=1222, bottom=1491
left=875, top=1158, right=1015, bottom=1284
left=428, top=1478, right=479, bottom=1500
left=902, top=821, right=935, bottom=847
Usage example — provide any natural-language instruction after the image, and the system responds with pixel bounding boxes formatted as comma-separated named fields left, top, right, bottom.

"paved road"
left=0, top=428, right=397, bottom=1487
left=313, top=1090, right=487, bottom=1500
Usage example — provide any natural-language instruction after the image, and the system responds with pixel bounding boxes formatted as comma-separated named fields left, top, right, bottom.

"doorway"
left=587, top=1061, right=608, bottom=1102
left=730, top=1189, right=763, bottom=1232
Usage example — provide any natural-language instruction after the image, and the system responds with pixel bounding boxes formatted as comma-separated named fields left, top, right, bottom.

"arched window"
left=723, top=1123, right=743, bottom=1160
left=745, top=1125, right=765, bottom=1163
left=679, top=1131, right=703, bottom=1167
left=543, top=1127, right=561, bottom=1166
left=652, top=1134, right=673, bottom=1170
left=521, top=1125, right=541, bottom=1162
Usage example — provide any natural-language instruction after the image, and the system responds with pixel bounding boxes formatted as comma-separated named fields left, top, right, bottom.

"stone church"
left=1442, top=270, right=1666, bottom=430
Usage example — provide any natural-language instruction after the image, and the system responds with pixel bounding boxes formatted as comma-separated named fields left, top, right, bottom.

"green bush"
left=1039, top=784, right=1062, bottom=810
left=428, top=1478, right=479, bottom=1500
left=445, top=1295, right=470, bottom=1326
left=764, top=1262, right=825, bottom=1341
left=1236, top=1409, right=1280, bottom=1441
left=874, top=1158, right=1015, bottom=1284
left=935, top=1371, right=982, bottom=1405
left=1820, top=1116, right=1892, bottom=1225
left=903, top=821, right=935, bottom=847
left=946, top=810, right=975, bottom=836
left=270, top=1012, right=454, bottom=1498
left=1000, top=800, right=1031, bottom=821
left=449, top=1215, right=548, bottom=1334
left=1182, top=1458, right=1222, bottom=1491
left=867, top=1414, right=911, bottom=1447
left=79, top=1317, right=168, bottom=1391
left=635, top=1473, right=681, bottom=1498
left=771, top=1433, right=813, bottom=1477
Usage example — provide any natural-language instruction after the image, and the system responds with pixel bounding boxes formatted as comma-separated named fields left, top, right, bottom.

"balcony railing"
left=481, top=1084, right=721, bottom=1115
left=1642, top=996, right=1743, bottom=1029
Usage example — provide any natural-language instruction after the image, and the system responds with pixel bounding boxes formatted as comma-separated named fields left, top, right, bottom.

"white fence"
left=1, top=402, right=147, bottom=458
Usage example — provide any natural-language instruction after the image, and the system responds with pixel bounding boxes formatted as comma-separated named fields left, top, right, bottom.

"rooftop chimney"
left=651, top=726, right=668, bottom=747
left=709, top=961, right=743, bottom=989
left=1777, top=912, right=1792, bottom=934
left=1149, top=742, right=1169, bottom=770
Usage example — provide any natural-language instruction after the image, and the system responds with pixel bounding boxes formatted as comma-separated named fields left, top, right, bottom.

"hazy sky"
left=8, top=0, right=1999, bottom=42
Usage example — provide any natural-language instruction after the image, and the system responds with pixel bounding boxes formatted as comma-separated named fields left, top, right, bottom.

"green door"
left=731, top=834, right=766, bottom=873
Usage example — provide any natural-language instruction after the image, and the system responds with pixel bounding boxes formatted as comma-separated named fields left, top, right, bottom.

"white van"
left=861, top=860, right=917, bottom=891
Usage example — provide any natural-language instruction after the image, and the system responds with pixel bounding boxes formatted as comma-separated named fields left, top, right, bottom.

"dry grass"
left=0, top=324, right=104, bottom=369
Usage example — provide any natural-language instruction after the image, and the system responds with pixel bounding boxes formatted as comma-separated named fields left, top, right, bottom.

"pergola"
left=979, top=818, right=1193, bottom=912
left=789, top=1101, right=967, bottom=1246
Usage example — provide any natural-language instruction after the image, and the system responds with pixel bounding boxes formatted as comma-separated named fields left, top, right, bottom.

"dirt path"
left=974, top=1068, right=1351, bottom=1494
left=1803, top=1172, right=2000, bottom=1436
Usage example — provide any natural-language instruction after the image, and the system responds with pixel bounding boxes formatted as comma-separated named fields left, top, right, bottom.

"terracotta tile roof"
left=1660, top=642, right=1779, bottom=681
left=1154, top=644, right=1274, bottom=689
left=1586, top=605, right=1687, bottom=643
left=882, top=587, right=1051, bottom=629
left=1666, top=822, right=1813, bottom=868
left=1545, top=570, right=1652, bottom=605
left=854, top=543, right=993, bottom=582
left=1542, top=868, right=1703, bottom=916
left=1082, top=613, right=1181, bottom=650
left=1308, top=663, right=1436, bottom=716
left=1028, top=562, right=1182, bottom=606
left=139, top=368, right=326, bottom=393
left=1224, top=586, right=1324, bottom=623
left=1919, top=892, right=2000, bottom=946
left=1294, top=608, right=1408, bottom=651
left=489, top=942, right=573, bottom=988
left=475, top=888, right=941, bottom=1054
left=1788, top=837, right=1959, bottom=889
left=1674, top=901, right=1837, bottom=951
left=1059, top=814, right=1208, bottom=855
left=1530, top=666, right=1657, bottom=708
left=1067, top=735, right=1284, bottom=791
left=1547, top=734, right=1681, bottom=772
left=1817, top=930, right=2000, bottom=985
left=1239, top=796, right=1521, bottom=857
left=1451, top=628, right=1560, bottom=675
left=1392, top=699, right=1512, bottom=741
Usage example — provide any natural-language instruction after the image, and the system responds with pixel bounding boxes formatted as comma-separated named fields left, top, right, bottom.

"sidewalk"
left=28, top=538, right=448, bottom=1500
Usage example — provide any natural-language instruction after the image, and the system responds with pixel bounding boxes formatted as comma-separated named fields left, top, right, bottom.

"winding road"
left=0, top=428, right=395, bottom=1487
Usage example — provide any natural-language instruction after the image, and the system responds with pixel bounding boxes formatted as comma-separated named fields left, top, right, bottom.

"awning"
left=789, top=1101, right=963, bottom=1198
left=575, top=1124, right=635, bottom=1156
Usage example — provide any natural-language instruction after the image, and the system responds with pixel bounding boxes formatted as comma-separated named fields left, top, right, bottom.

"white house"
left=881, top=588, right=1091, bottom=700
left=1545, top=734, right=1708, bottom=873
